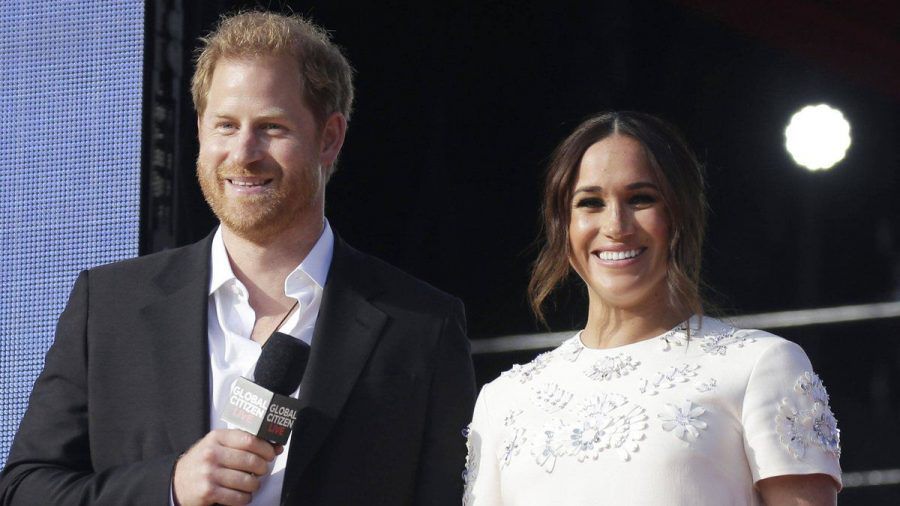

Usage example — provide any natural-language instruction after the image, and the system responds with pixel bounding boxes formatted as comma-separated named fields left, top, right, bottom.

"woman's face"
left=568, top=134, right=670, bottom=312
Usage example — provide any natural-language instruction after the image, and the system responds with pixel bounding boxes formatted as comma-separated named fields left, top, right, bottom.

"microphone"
left=221, top=332, right=310, bottom=445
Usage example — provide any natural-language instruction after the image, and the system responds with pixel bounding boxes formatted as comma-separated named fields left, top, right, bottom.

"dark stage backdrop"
left=0, top=1, right=144, bottom=467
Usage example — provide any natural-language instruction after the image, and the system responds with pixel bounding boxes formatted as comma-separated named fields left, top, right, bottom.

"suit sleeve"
left=412, top=298, right=477, bottom=505
left=0, top=270, right=177, bottom=506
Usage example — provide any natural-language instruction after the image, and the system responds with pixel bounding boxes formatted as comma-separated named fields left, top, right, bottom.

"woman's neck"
left=581, top=300, right=687, bottom=349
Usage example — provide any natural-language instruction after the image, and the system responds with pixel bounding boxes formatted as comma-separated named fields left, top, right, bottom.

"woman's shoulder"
left=685, top=315, right=803, bottom=358
left=481, top=333, right=583, bottom=392
left=692, top=316, right=826, bottom=395
left=472, top=333, right=583, bottom=431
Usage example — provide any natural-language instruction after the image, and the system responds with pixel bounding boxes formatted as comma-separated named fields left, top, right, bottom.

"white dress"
left=463, top=317, right=841, bottom=505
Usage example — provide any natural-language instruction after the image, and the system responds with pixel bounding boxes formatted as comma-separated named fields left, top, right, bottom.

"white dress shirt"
left=204, top=222, right=333, bottom=505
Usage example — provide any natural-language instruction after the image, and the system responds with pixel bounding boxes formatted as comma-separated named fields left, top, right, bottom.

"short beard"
left=197, top=160, right=296, bottom=243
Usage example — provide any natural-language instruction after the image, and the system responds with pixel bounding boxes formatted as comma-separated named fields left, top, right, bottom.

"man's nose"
left=230, top=129, right=264, bottom=166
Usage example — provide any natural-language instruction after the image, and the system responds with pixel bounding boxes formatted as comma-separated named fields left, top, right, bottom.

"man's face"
left=197, top=55, right=338, bottom=242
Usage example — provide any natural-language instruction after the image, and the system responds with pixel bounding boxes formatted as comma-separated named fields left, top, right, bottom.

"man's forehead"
left=214, top=53, right=300, bottom=72
left=206, top=56, right=302, bottom=91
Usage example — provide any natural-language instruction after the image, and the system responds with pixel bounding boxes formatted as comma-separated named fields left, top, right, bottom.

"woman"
left=463, top=112, right=841, bottom=505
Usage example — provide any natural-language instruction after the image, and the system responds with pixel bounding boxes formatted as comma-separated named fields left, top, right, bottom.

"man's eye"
left=575, top=197, right=604, bottom=208
left=262, top=123, right=285, bottom=131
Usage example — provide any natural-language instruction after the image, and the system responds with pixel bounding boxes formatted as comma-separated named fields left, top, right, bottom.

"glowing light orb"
left=784, top=104, right=851, bottom=171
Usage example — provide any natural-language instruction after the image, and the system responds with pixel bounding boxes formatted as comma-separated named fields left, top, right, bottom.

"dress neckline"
left=573, top=316, right=698, bottom=355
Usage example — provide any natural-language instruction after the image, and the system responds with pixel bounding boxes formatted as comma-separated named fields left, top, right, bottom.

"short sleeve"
left=741, top=338, right=842, bottom=489
left=463, top=382, right=504, bottom=506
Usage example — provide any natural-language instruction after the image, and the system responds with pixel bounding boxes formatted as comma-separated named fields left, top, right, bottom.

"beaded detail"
left=531, top=420, right=567, bottom=473
left=504, top=409, right=524, bottom=427
left=499, top=428, right=527, bottom=467
left=695, top=378, right=718, bottom=393
left=700, top=328, right=754, bottom=355
left=556, top=337, right=584, bottom=362
left=584, top=354, right=640, bottom=381
left=775, top=371, right=841, bottom=459
left=462, top=425, right=478, bottom=506
left=532, top=383, right=574, bottom=413
left=638, top=363, right=701, bottom=396
left=502, top=351, right=553, bottom=383
left=659, top=323, right=755, bottom=355
left=568, top=394, right=648, bottom=462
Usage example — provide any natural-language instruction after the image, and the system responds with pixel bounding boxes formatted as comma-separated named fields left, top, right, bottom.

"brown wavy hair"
left=528, top=111, right=707, bottom=325
left=191, top=11, right=355, bottom=127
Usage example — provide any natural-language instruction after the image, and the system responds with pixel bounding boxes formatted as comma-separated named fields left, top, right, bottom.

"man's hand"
left=172, top=429, right=283, bottom=506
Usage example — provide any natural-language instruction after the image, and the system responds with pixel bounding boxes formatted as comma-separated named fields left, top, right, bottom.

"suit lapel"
left=282, top=236, right=388, bottom=499
left=130, top=231, right=389, bottom=496
left=139, top=236, right=212, bottom=452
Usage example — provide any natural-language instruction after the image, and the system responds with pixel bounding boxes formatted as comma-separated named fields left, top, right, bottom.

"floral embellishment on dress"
left=638, top=363, right=700, bottom=395
left=695, top=378, right=718, bottom=393
left=499, top=428, right=527, bottom=468
left=531, top=421, right=567, bottom=473
left=462, top=425, right=479, bottom=506
left=658, top=400, right=708, bottom=442
left=659, top=322, right=754, bottom=355
left=584, top=354, right=640, bottom=381
left=532, top=383, right=574, bottom=413
left=567, top=394, right=648, bottom=462
left=658, top=323, right=690, bottom=351
left=555, top=337, right=584, bottom=362
left=502, top=351, right=552, bottom=383
left=796, top=370, right=830, bottom=403
left=604, top=404, right=649, bottom=462
left=775, top=371, right=841, bottom=459
left=569, top=421, right=607, bottom=461
left=503, top=409, right=524, bottom=427
left=700, top=327, right=754, bottom=355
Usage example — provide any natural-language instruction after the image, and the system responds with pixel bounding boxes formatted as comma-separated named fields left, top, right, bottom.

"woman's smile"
left=568, top=134, right=670, bottom=311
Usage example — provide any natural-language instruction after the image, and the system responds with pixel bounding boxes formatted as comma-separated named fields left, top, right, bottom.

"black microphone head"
left=254, top=332, right=311, bottom=395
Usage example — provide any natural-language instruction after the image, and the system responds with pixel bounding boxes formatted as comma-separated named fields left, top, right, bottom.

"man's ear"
left=319, top=112, right=348, bottom=169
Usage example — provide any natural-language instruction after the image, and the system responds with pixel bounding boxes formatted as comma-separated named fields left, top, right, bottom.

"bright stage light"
left=784, top=104, right=851, bottom=171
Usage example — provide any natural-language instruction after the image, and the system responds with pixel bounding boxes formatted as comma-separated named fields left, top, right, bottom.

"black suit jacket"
left=0, top=232, right=476, bottom=505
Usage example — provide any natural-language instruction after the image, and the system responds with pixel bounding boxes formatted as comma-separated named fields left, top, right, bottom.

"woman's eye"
left=575, top=197, right=604, bottom=208
left=630, top=194, right=657, bottom=206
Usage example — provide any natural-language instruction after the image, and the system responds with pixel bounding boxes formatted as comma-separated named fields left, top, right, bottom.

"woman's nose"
left=601, top=204, right=634, bottom=239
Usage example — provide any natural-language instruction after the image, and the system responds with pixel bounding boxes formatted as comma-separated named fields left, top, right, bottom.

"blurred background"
left=3, top=0, right=899, bottom=502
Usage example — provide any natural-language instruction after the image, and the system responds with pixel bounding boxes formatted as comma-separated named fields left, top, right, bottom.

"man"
left=0, top=11, right=476, bottom=506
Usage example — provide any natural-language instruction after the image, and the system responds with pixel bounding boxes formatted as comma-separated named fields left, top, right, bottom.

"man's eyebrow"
left=208, top=108, right=290, bottom=119
left=256, top=107, right=290, bottom=118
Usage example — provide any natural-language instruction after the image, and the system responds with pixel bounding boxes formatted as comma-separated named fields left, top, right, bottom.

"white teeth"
left=598, top=248, right=642, bottom=261
left=230, top=180, right=265, bottom=187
